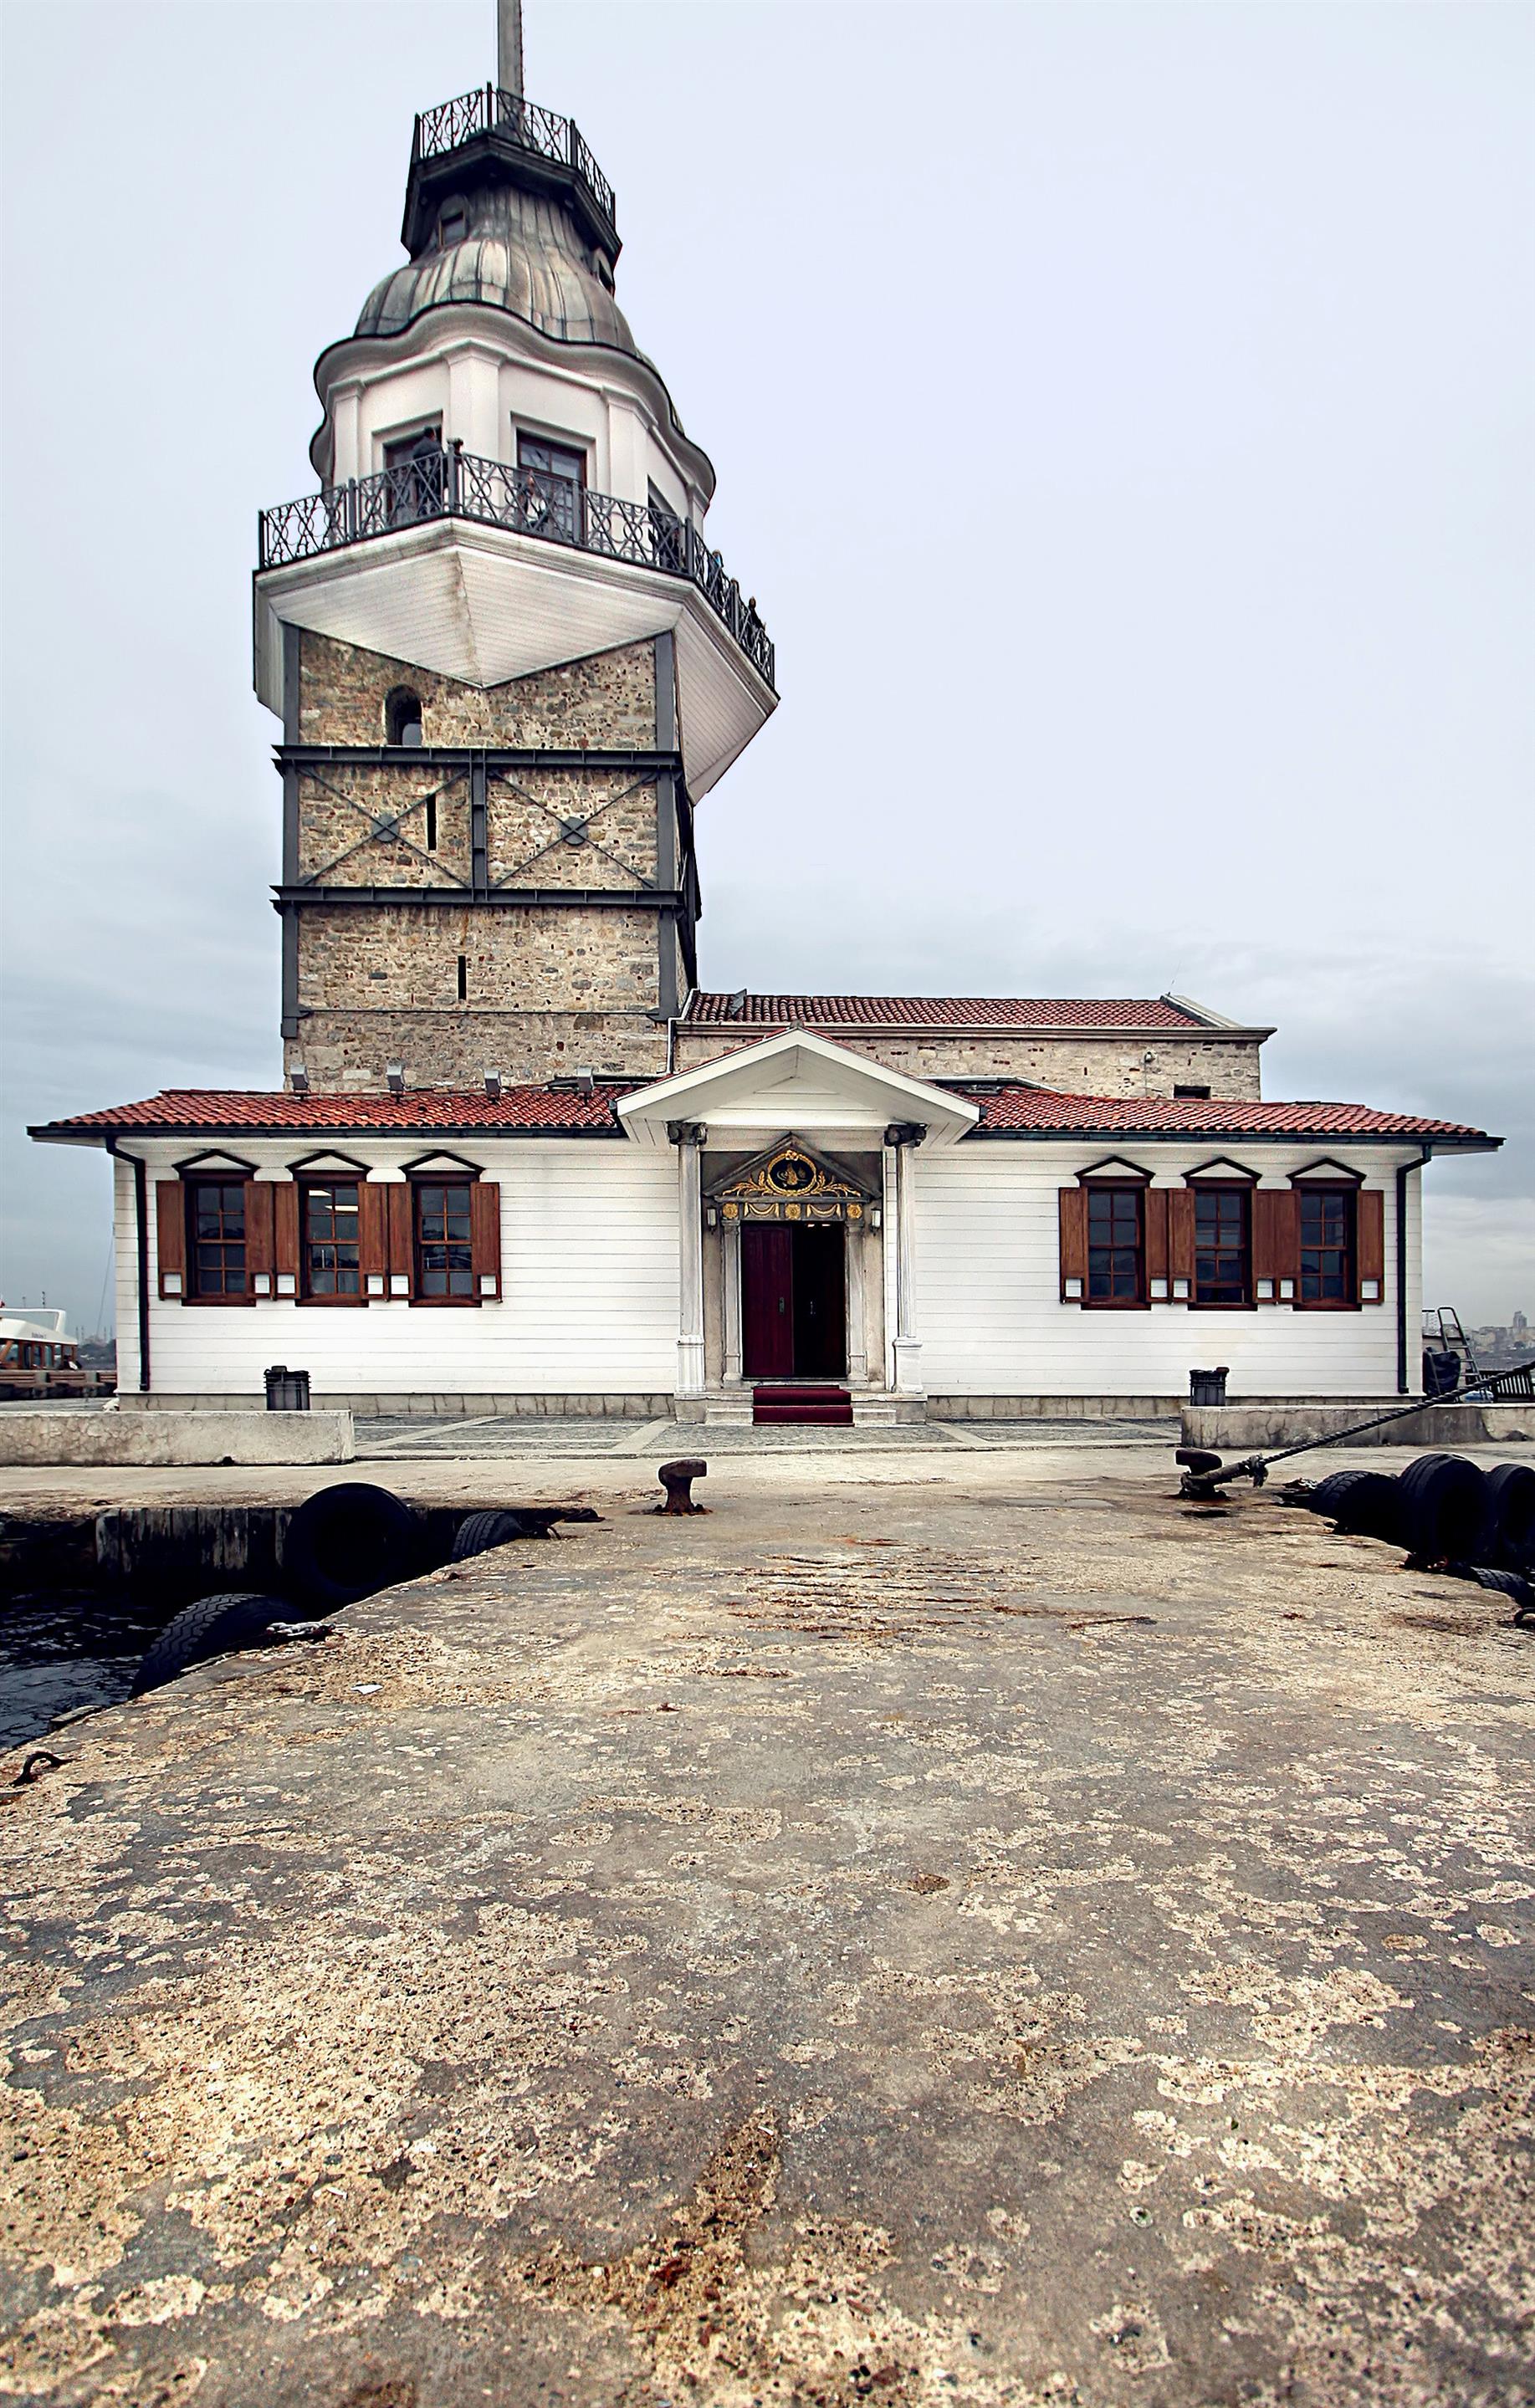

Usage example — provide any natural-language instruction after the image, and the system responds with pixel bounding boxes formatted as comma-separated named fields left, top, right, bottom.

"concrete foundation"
left=1183, top=1398, right=1535, bottom=1450
left=0, top=1409, right=356, bottom=1467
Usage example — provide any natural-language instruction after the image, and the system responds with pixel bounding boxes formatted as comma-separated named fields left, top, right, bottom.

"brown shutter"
left=470, top=1179, right=502, bottom=1299
left=1254, top=1189, right=1298, bottom=1303
left=274, top=1181, right=301, bottom=1293
left=1145, top=1188, right=1169, bottom=1293
left=359, top=1182, right=389, bottom=1296
left=1358, top=1189, right=1385, bottom=1304
left=156, top=1180, right=187, bottom=1299
left=244, top=1182, right=274, bottom=1293
left=1169, top=1189, right=1195, bottom=1296
left=387, top=1184, right=414, bottom=1296
left=1058, top=1185, right=1087, bottom=1302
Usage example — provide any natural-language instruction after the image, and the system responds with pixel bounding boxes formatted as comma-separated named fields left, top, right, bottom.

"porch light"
left=386, top=1062, right=406, bottom=1096
left=290, top=1066, right=310, bottom=1095
left=484, top=1070, right=503, bottom=1101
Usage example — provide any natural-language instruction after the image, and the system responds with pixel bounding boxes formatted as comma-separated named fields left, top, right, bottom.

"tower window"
left=457, top=953, right=468, bottom=1001
left=425, top=793, right=437, bottom=848
left=516, top=432, right=586, bottom=543
left=437, top=202, right=468, bottom=248
left=383, top=427, right=443, bottom=525
left=385, top=686, right=423, bottom=747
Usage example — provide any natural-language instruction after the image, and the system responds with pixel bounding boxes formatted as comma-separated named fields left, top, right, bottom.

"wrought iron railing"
left=413, top=85, right=617, bottom=235
left=258, top=448, right=775, bottom=689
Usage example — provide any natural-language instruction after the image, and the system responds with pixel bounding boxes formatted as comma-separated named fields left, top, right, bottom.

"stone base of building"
left=1182, top=1398, right=1533, bottom=1450
left=114, top=1391, right=677, bottom=1420
left=930, top=1394, right=1184, bottom=1419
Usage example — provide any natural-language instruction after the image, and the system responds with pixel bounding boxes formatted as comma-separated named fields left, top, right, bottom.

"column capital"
left=667, top=1119, right=708, bottom=1148
left=883, top=1121, right=926, bottom=1149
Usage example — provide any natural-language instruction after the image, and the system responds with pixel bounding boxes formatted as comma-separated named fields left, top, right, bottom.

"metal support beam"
left=653, top=631, right=680, bottom=1019
left=271, top=884, right=692, bottom=912
left=470, top=754, right=489, bottom=895
left=274, top=745, right=684, bottom=774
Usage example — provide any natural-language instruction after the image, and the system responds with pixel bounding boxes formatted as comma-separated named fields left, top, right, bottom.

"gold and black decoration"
left=708, top=1138, right=871, bottom=1224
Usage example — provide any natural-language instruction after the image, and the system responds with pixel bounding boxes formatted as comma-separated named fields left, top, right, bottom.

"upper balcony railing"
left=258, top=448, right=775, bottom=691
left=413, top=85, right=617, bottom=239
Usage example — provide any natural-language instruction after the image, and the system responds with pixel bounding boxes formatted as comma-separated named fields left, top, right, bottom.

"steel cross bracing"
left=487, top=767, right=658, bottom=892
left=258, top=452, right=775, bottom=691
left=295, top=764, right=472, bottom=892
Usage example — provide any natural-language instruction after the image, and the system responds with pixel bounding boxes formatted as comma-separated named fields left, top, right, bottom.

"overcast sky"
left=2, top=0, right=1530, bottom=1335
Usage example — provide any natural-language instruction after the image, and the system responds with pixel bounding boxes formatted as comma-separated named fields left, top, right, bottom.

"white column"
left=846, top=1215, right=868, bottom=1383
left=893, top=1139, right=923, bottom=1395
left=722, top=1219, right=743, bottom=1384
left=881, top=1143, right=899, bottom=1389
left=675, top=1127, right=706, bottom=1402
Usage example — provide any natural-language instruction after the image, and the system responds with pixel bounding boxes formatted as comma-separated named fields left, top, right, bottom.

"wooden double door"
left=741, top=1221, right=847, bottom=1380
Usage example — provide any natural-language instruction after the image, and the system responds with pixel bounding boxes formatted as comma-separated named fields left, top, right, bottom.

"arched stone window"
left=385, top=686, right=423, bottom=747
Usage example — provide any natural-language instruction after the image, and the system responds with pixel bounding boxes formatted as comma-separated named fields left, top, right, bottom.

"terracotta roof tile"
left=970, top=1087, right=1495, bottom=1142
left=685, top=993, right=1215, bottom=1031
left=30, top=1083, right=1496, bottom=1148
left=31, top=1086, right=631, bottom=1137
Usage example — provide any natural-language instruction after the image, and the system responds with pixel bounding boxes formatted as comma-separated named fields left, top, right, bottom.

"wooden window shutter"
left=244, top=1182, right=275, bottom=1295
left=1358, top=1189, right=1385, bottom=1304
left=274, top=1181, right=300, bottom=1295
left=1254, top=1189, right=1298, bottom=1303
left=1168, top=1189, right=1195, bottom=1297
left=387, top=1184, right=413, bottom=1297
left=1145, top=1189, right=1169, bottom=1293
left=470, top=1179, right=502, bottom=1300
left=1058, top=1186, right=1087, bottom=1302
left=359, top=1182, right=389, bottom=1296
left=156, top=1181, right=187, bottom=1299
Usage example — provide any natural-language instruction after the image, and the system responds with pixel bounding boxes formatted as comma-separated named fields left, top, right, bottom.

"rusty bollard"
left=656, top=1459, right=707, bottom=1515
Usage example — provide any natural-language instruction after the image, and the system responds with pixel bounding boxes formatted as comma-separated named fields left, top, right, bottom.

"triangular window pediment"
left=707, top=1135, right=872, bottom=1224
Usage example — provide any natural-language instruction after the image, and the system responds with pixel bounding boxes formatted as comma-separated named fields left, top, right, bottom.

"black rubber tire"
left=1395, top=1454, right=1493, bottom=1562
left=1486, top=1463, right=1535, bottom=1568
left=132, top=1593, right=285, bottom=1696
left=281, top=1481, right=422, bottom=1612
left=1471, top=1566, right=1535, bottom=1608
left=1307, top=1468, right=1401, bottom=1540
left=450, top=1510, right=529, bottom=1562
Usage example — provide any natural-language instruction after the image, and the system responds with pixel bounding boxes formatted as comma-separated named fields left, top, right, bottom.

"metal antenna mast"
left=497, top=0, right=524, bottom=97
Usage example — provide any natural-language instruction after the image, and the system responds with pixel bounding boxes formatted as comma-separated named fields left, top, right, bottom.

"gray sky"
left=2, top=0, right=1530, bottom=1335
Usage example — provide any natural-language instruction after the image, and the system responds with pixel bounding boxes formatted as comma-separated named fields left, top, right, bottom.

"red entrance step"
left=752, top=1384, right=853, bottom=1426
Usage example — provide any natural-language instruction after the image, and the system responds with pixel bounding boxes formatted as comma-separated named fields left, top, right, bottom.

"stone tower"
left=252, top=18, right=775, bottom=1094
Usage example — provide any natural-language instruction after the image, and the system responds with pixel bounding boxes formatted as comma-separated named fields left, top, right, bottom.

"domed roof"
left=356, top=181, right=637, bottom=353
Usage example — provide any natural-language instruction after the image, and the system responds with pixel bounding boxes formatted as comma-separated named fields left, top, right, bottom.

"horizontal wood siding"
left=134, top=1141, right=678, bottom=1398
left=915, top=1143, right=1413, bottom=1398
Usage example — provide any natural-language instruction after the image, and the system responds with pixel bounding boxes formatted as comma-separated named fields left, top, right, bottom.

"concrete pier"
left=1, top=1440, right=1531, bottom=2405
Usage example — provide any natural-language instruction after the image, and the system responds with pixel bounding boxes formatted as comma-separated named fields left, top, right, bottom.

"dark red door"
left=742, top=1224, right=794, bottom=1377
left=792, top=1223, right=846, bottom=1377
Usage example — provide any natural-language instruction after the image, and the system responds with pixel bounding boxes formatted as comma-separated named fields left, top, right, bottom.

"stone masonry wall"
left=290, top=632, right=669, bottom=1088
left=672, top=1030, right=1265, bottom=1101
left=298, top=631, right=656, bottom=748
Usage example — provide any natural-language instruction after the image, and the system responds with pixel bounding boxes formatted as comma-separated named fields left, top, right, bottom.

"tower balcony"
left=408, top=84, right=619, bottom=262
left=258, top=450, right=774, bottom=693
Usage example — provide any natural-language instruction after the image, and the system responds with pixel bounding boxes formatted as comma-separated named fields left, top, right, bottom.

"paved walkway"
left=356, top=1414, right=1182, bottom=1460
left=3, top=1462, right=1531, bottom=2405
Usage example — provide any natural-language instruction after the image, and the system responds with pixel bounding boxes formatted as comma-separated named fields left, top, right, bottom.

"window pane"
left=1194, top=1188, right=1250, bottom=1304
left=304, top=1183, right=361, bottom=1296
left=189, top=1180, right=247, bottom=1296
left=1087, top=1186, right=1143, bottom=1301
left=1299, top=1188, right=1353, bottom=1301
left=415, top=1182, right=475, bottom=1296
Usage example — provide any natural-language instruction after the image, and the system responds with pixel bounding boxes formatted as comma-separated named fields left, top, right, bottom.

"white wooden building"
left=36, top=1023, right=1496, bottom=1419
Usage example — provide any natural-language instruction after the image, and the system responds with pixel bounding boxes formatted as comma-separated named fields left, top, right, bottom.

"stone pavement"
left=2, top=1453, right=1531, bottom=2407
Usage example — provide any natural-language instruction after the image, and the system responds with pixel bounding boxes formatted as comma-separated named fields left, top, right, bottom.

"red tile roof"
left=31, top=1086, right=629, bottom=1137
left=685, top=993, right=1225, bottom=1031
left=30, top=1084, right=1497, bottom=1148
left=970, top=1087, right=1496, bottom=1143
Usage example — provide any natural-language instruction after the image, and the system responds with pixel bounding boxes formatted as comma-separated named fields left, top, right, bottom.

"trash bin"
left=264, top=1365, right=311, bottom=1413
left=1189, top=1367, right=1229, bottom=1409
left=1421, top=1349, right=1460, bottom=1398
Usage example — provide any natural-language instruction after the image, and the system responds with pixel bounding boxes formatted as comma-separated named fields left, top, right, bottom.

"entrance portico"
left=617, top=1031, right=979, bottom=1420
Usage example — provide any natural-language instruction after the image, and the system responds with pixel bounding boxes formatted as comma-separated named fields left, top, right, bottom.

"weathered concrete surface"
left=2, top=1462, right=1532, bottom=2406
left=0, top=1411, right=355, bottom=1470
left=1183, top=1400, right=1534, bottom=1451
